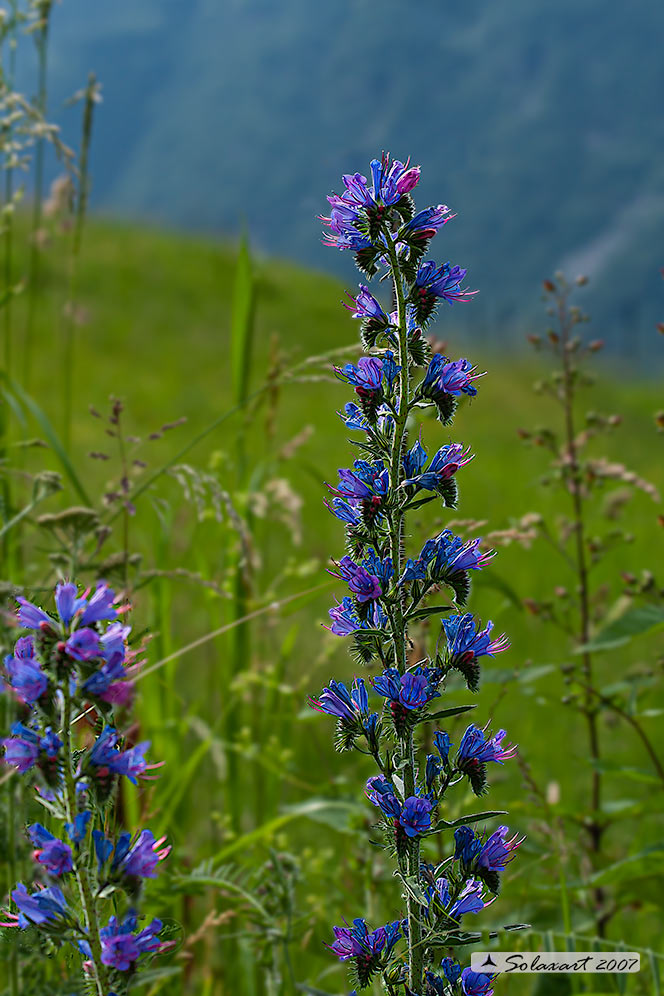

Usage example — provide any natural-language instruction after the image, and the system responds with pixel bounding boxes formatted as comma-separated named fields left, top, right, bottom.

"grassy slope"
left=3, top=216, right=663, bottom=992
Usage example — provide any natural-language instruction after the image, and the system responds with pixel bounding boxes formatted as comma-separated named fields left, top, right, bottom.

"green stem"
left=62, top=685, right=108, bottom=995
left=384, top=231, right=423, bottom=992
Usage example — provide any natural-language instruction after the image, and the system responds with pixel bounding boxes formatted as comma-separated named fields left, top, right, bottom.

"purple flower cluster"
left=79, top=913, right=163, bottom=971
left=314, top=155, right=522, bottom=992
left=27, top=824, right=73, bottom=875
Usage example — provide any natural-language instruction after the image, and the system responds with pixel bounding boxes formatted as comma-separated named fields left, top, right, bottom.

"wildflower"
left=399, top=204, right=455, bottom=242
left=343, top=286, right=389, bottom=329
left=328, top=917, right=401, bottom=986
left=441, top=958, right=463, bottom=985
left=325, top=496, right=362, bottom=526
left=328, top=461, right=389, bottom=527
left=402, top=442, right=473, bottom=496
left=403, top=437, right=427, bottom=478
left=27, top=824, right=73, bottom=875
left=79, top=914, right=163, bottom=971
left=372, top=668, right=439, bottom=726
left=362, top=549, right=393, bottom=585
left=93, top=829, right=169, bottom=882
left=425, top=753, right=442, bottom=790
left=65, top=810, right=91, bottom=844
left=457, top=724, right=517, bottom=796
left=421, top=354, right=483, bottom=400
left=433, top=730, right=453, bottom=764
left=3, top=723, right=62, bottom=777
left=330, top=556, right=382, bottom=603
left=10, top=882, right=70, bottom=928
left=366, top=776, right=401, bottom=818
left=421, top=531, right=494, bottom=578
left=5, top=637, right=48, bottom=704
left=411, top=260, right=478, bottom=324
left=87, top=727, right=151, bottom=786
left=461, top=968, right=495, bottom=996
left=311, top=678, right=369, bottom=722
left=326, top=597, right=364, bottom=636
left=432, top=877, right=492, bottom=921
left=441, top=614, right=509, bottom=691
left=399, top=796, right=433, bottom=837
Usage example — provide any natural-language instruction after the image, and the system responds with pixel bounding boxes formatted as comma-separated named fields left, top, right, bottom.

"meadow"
left=0, top=202, right=662, bottom=994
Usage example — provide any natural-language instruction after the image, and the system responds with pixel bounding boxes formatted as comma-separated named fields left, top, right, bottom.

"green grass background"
left=1, top=216, right=662, bottom=994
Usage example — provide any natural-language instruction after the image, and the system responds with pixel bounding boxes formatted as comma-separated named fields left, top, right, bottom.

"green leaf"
left=421, top=704, right=477, bottom=722
left=127, top=966, right=183, bottom=990
left=407, top=604, right=454, bottom=622
left=1, top=377, right=91, bottom=504
left=577, top=604, right=664, bottom=652
left=426, top=811, right=508, bottom=834
left=231, top=237, right=255, bottom=405
left=395, top=872, right=429, bottom=906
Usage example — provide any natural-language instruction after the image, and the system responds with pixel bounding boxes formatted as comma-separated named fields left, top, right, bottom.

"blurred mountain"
left=36, top=0, right=664, bottom=344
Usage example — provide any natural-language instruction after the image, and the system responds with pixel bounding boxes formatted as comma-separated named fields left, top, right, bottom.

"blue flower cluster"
left=1, top=583, right=170, bottom=990
left=310, top=156, right=523, bottom=993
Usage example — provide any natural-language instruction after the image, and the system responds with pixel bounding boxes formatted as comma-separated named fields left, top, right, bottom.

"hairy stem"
left=62, top=686, right=108, bottom=995
left=384, top=232, right=423, bottom=991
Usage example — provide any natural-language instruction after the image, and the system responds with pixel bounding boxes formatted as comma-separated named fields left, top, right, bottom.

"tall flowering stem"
left=314, top=156, right=524, bottom=995
left=1, top=582, right=172, bottom=995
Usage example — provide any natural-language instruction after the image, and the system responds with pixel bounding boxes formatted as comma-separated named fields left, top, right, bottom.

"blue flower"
left=362, top=548, right=394, bottom=584
left=413, top=260, right=478, bottom=317
left=3, top=723, right=62, bottom=775
left=328, top=916, right=401, bottom=963
left=5, top=637, right=48, bottom=704
left=326, top=597, right=363, bottom=636
left=399, top=796, right=433, bottom=837
left=88, top=727, right=152, bottom=785
left=425, top=753, right=442, bottom=790
left=477, top=825, right=525, bottom=872
left=330, top=556, right=382, bottom=603
left=79, top=914, right=162, bottom=971
left=366, top=775, right=401, bottom=819
left=27, top=824, right=73, bottom=875
left=458, top=724, right=517, bottom=766
left=335, top=356, right=384, bottom=391
left=442, top=613, right=510, bottom=664
left=373, top=668, right=439, bottom=710
left=11, top=882, right=69, bottom=929
left=422, top=354, right=483, bottom=400
left=310, top=678, right=370, bottom=722
left=65, top=810, right=91, bottom=844
left=461, top=967, right=495, bottom=996
left=325, top=496, right=362, bottom=526
left=433, top=731, right=453, bottom=763
left=441, top=958, right=463, bottom=984
left=399, top=204, right=454, bottom=241
left=453, top=826, right=483, bottom=865
left=402, top=442, right=473, bottom=492
left=421, top=531, right=495, bottom=577
left=343, top=286, right=389, bottom=326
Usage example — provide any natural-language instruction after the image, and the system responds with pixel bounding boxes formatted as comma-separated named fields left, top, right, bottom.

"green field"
left=1, top=217, right=662, bottom=994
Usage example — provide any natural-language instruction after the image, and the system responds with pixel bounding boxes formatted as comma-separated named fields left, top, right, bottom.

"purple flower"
left=65, top=810, right=91, bottom=844
left=362, top=549, right=393, bottom=584
left=310, top=678, right=369, bottom=721
left=432, top=877, right=491, bottom=921
left=372, top=668, right=438, bottom=710
left=65, top=627, right=101, bottom=662
left=27, top=824, right=73, bottom=875
left=458, top=724, right=517, bottom=765
left=365, top=776, right=401, bottom=819
left=415, top=260, right=478, bottom=306
left=343, top=286, right=389, bottom=325
left=16, top=597, right=52, bottom=630
left=441, top=958, right=463, bottom=985
left=442, top=613, right=510, bottom=664
left=11, top=882, right=69, bottom=928
left=330, top=556, right=382, bottom=603
left=325, top=496, right=362, bottom=525
left=3, top=723, right=62, bottom=774
left=326, top=597, right=364, bottom=636
left=399, top=796, right=433, bottom=837
left=402, top=442, right=474, bottom=492
left=433, top=730, right=453, bottom=763
left=93, top=829, right=169, bottom=880
left=422, top=354, right=484, bottom=400
left=477, top=825, right=525, bottom=871
left=5, top=638, right=48, bottom=704
left=328, top=917, right=401, bottom=962
left=399, top=204, right=455, bottom=241
left=88, top=727, right=151, bottom=785
left=335, top=356, right=384, bottom=392
left=461, top=968, right=495, bottom=996
left=80, top=914, right=163, bottom=971
left=422, top=531, right=495, bottom=576
left=54, top=582, right=86, bottom=626
left=80, top=582, right=117, bottom=624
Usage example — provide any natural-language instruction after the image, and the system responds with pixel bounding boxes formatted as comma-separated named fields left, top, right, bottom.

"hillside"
left=19, top=0, right=664, bottom=349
